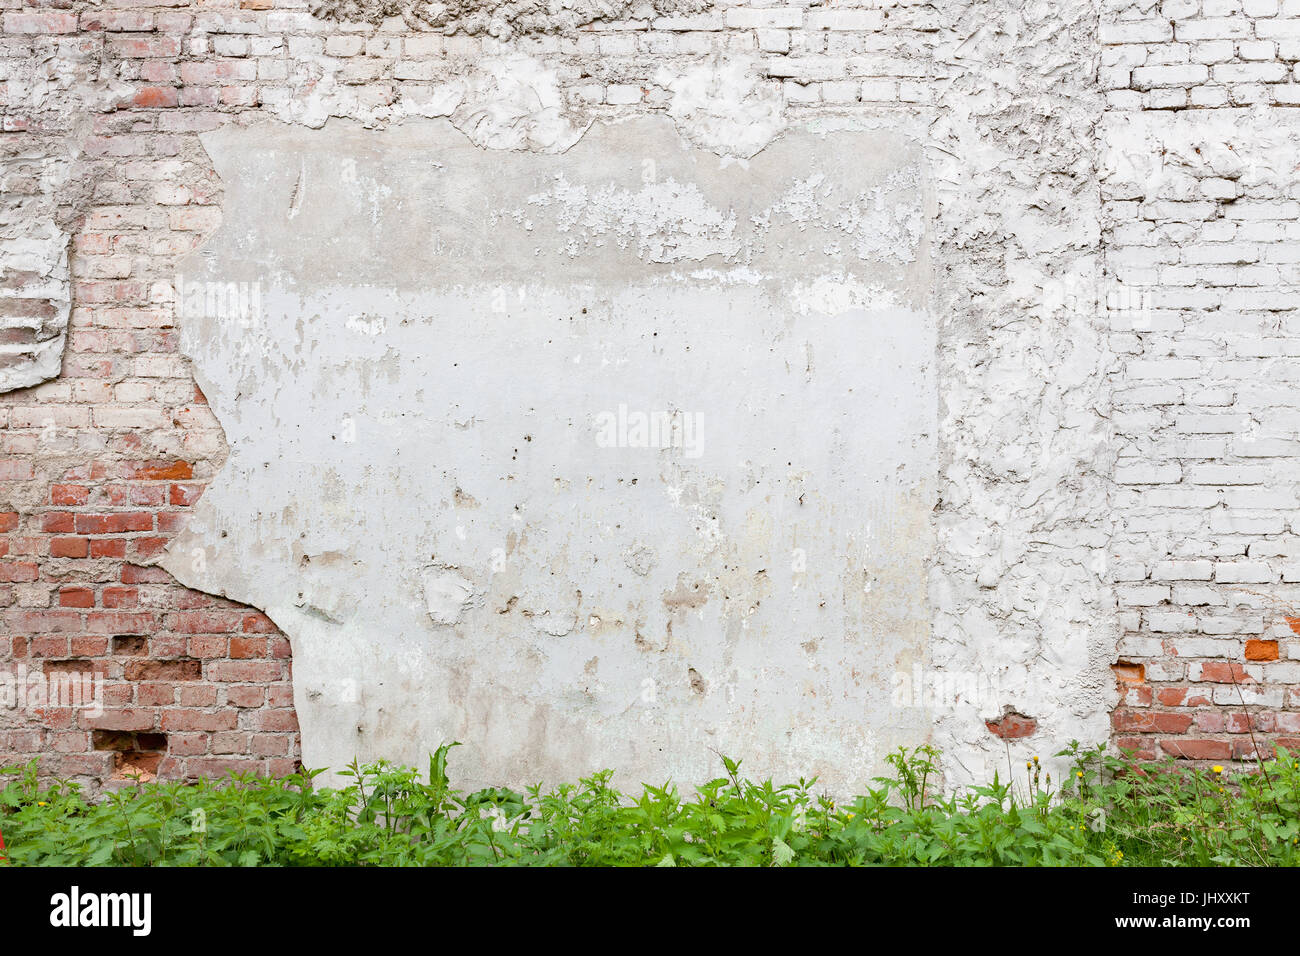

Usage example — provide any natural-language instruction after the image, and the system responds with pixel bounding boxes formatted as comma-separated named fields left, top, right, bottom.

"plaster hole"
left=688, top=667, right=706, bottom=696
left=112, top=635, right=148, bottom=655
left=1112, top=660, right=1145, bottom=683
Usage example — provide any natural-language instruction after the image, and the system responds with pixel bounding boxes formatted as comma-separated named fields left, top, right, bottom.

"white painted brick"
left=1126, top=358, right=1203, bottom=379
left=1214, top=561, right=1278, bottom=583
left=1210, top=512, right=1288, bottom=534
left=1175, top=17, right=1254, bottom=41
left=1172, top=584, right=1228, bottom=605
left=1147, top=609, right=1197, bottom=631
left=725, top=8, right=804, bottom=29
left=1213, top=62, right=1290, bottom=82
left=1119, top=584, right=1171, bottom=605
left=1131, top=63, right=1209, bottom=88
left=1116, top=462, right=1182, bottom=483
left=605, top=84, right=643, bottom=105
left=820, top=80, right=859, bottom=103
left=805, top=10, right=884, bottom=30
left=1189, top=464, right=1270, bottom=484
left=756, top=29, right=790, bottom=53
left=1152, top=560, right=1215, bottom=581
left=1192, top=39, right=1237, bottom=62
left=1212, top=685, right=1285, bottom=706
left=1101, top=20, right=1174, bottom=43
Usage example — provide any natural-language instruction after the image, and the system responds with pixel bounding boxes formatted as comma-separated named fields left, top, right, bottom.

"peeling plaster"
left=161, top=116, right=938, bottom=793
left=656, top=58, right=785, bottom=161
left=0, top=46, right=128, bottom=393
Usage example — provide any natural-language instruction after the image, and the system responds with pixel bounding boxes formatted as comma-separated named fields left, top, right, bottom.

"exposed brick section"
left=985, top=712, right=1039, bottom=739
left=1105, top=0, right=1300, bottom=767
left=0, top=4, right=300, bottom=784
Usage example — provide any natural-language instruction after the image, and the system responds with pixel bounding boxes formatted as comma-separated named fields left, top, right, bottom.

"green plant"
left=2, top=741, right=1297, bottom=867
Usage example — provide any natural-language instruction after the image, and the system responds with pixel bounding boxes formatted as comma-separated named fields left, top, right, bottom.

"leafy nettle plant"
left=2, top=741, right=1298, bottom=866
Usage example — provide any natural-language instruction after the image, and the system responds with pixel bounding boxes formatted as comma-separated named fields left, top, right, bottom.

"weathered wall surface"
left=0, top=0, right=1295, bottom=790
left=160, top=116, right=937, bottom=791
left=1098, top=0, right=1300, bottom=763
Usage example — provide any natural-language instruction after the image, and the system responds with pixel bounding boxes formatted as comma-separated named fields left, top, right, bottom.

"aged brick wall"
left=0, top=1, right=299, bottom=785
left=1104, top=0, right=1300, bottom=762
left=0, top=0, right=1295, bottom=787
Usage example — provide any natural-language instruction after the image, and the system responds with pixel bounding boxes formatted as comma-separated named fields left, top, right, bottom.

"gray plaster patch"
left=161, top=116, right=937, bottom=793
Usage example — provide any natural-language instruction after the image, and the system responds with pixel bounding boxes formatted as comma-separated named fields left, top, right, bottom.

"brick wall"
left=1103, top=0, right=1300, bottom=109
left=1, top=0, right=299, bottom=785
left=1105, top=2, right=1300, bottom=761
left=1, top=0, right=1297, bottom=787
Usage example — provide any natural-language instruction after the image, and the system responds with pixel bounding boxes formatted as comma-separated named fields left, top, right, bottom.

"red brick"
left=89, top=538, right=128, bottom=558
left=136, top=683, right=178, bottom=706
left=74, top=512, right=153, bottom=534
left=1113, top=710, right=1194, bottom=734
left=4, top=12, right=78, bottom=33
left=58, top=587, right=95, bottom=608
left=172, top=610, right=242, bottom=633
left=51, top=484, right=89, bottom=505
left=122, top=563, right=171, bottom=584
left=10, top=609, right=85, bottom=634
left=178, top=685, right=218, bottom=707
left=1159, top=739, right=1232, bottom=761
left=226, top=685, right=266, bottom=708
left=84, top=709, right=157, bottom=732
left=207, top=660, right=281, bottom=682
left=1197, top=662, right=1252, bottom=684
left=102, top=586, right=138, bottom=608
left=251, top=733, right=288, bottom=756
left=985, top=712, right=1037, bottom=739
left=185, top=757, right=264, bottom=778
left=41, top=512, right=75, bottom=533
left=160, top=709, right=237, bottom=732
left=169, top=482, right=203, bottom=506
left=229, top=636, right=266, bottom=659
left=253, top=709, right=298, bottom=732
left=1245, top=640, right=1279, bottom=662
left=131, top=536, right=167, bottom=558
left=168, top=733, right=210, bottom=756
left=125, top=659, right=201, bottom=682
left=188, top=636, right=229, bottom=658
left=0, top=560, right=39, bottom=581
left=123, top=460, right=193, bottom=480
left=50, top=537, right=89, bottom=558
left=85, top=611, right=155, bottom=634
left=242, top=612, right=277, bottom=633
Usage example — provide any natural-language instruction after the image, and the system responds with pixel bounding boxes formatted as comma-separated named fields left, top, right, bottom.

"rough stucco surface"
left=921, top=0, right=1117, bottom=787
left=311, top=0, right=713, bottom=39
left=162, top=116, right=938, bottom=792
